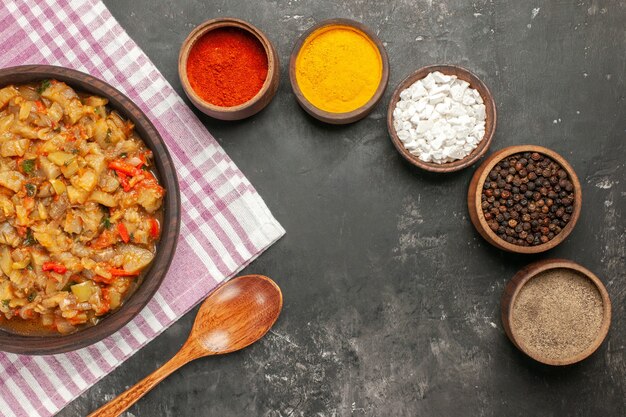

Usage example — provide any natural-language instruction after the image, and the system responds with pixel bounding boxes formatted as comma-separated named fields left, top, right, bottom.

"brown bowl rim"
left=178, top=17, right=279, bottom=120
left=467, top=145, right=582, bottom=254
left=501, top=259, right=612, bottom=366
left=386, top=64, right=497, bottom=173
left=288, top=18, right=390, bottom=125
left=0, top=65, right=181, bottom=355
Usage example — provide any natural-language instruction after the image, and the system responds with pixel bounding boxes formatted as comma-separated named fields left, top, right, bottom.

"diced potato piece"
left=11, top=123, right=38, bottom=139
left=29, top=250, right=49, bottom=270
left=93, top=118, right=109, bottom=145
left=72, top=169, right=97, bottom=192
left=41, top=292, right=70, bottom=308
left=47, top=102, right=63, bottom=123
left=15, top=205, right=30, bottom=226
left=60, top=159, right=79, bottom=178
left=108, top=289, right=122, bottom=310
left=132, top=229, right=149, bottom=245
left=0, top=86, right=18, bottom=109
left=0, top=139, right=29, bottom=157
left=88, top=190, right=117, bottom=207
left=63, top=210, right=82, bottom=234
left=32, top=230, right=71, bottom=253
left=0, top=170, right=25, bottom=192
left=41, top=82, right=84, bottom=124
left=49, top=178, right=66, bottom=195
left=11, top=258, right=30, bottom=270
left=0, top=114, right=14, bottom=133
left=18, top=101, right=32, bottom=120
left=0, top=222, right=20, bottom=247
left=71, top=281, right=97, bottom=303
left=0, top=280, right=13, bottom=307
left=39, top=156, right=61, bottom=179
left=78, top=203, right=102, bottom=234
left=0, top=195, right=14, bottom=218
left=85, top=154, right=105, bottom=175
left=66, top=185, right=89, bottom=204
left=0, top=246, right=12, bottom=277
left=106, top=118, right=125, bottom=144
left=98, top=174, right=119, bottom=193
left=94, top=264, right=112, bottom=280
left=65, top=99, right=84, bottom=124
left=37, top=202, right=48, bottom=220
left=136, top=187, right=163, bottom=213
left=83, top=96, right=108, bottom=107
left=37, top=127, right=53, bottom=141
left=47, top=151, right=74, bottom=166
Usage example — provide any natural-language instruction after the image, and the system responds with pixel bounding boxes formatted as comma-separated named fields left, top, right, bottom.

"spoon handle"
left=87, top=343, right=200, bottom=417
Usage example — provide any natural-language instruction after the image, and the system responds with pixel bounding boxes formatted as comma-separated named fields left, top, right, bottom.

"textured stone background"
left=62, top=0, right=625, bottom=415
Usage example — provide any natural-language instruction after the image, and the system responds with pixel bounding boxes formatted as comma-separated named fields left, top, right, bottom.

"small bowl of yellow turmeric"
left=289, top=19, right=389, bottom=125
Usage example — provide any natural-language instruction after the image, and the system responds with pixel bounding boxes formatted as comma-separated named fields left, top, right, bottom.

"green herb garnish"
left=1, top=300, right=9, bottom=308
left=71, top=149, right=79, bottom=154
left=23, top=229, right=36, bottom=246
left=63, top=158, right=74, bottom=167
left=100, top=205, right=112, bottom=229
left=22, top=159, right=36, bottom=174
left=25, top=183, right=36, bottom=197
left=120, top=152, right=127, bottom=158
left=105, top=128, right=112, bottom=143
left=37, top=79, right=51, bottom=95
left=27, top=292, right=36, bottom=302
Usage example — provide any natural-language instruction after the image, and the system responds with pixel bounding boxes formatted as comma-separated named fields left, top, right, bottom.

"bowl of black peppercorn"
left=467, top=145, right=582, bottom=254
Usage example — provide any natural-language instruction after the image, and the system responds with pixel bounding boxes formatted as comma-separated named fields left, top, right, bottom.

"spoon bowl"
left=88, top=275, right=282, bottom=417
left=191, top=274, right=283, bottom=354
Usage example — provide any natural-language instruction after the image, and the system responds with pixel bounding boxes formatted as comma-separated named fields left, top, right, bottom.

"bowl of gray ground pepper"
left=467, top=145, right=582, bottom=254
left=501, top=259, right=612, bottom=365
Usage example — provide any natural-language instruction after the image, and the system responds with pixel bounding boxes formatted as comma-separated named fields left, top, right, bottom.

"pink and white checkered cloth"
left=0, top=1, right=285, bottom=416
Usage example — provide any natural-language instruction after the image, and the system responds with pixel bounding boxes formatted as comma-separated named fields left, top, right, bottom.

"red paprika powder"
left=186, top=27, right=268, bottom=107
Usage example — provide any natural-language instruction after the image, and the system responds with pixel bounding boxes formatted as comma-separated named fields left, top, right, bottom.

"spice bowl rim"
left=467, top=144, right=582, bottom=254
left=288, top=18, right=390, bottom=125
left=386, top=64, right=497, bottom=173
left=178, top=17, right=280, bottom=121
left=501, top=259, right=612, bottom=366
left=0, top=65, right=181, bottom=355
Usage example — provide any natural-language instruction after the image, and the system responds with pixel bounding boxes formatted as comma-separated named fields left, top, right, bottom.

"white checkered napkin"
left=0, top=1, right=285, bottom=416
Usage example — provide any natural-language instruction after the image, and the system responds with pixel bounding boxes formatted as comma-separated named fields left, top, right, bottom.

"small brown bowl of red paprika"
left=179, top=17, right=280, bottom=121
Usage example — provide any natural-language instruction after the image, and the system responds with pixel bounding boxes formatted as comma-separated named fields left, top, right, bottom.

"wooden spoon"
left=88, top=274, right=283, bottom=417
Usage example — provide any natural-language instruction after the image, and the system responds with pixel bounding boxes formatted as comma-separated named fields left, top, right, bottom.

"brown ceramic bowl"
left=289, top=18, right=390, bottom=125
left=387, top=65, right=497, bottom=172
left=501, top=259, right=611, bottom=366
left=0, top=65, right=181, bottom=355
left=468, top=145, right=582, bottom=254
left=179, top=17, right=280, bottom=121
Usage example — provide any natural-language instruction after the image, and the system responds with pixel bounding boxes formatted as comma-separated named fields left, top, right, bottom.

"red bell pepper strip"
left=109, top=160, right=141, bottom=177
left=117, top=171, right=131, bottom=192
left=34, top=100, right=46, bottom=113
left=117, top=223, right=130, bottom=243
left=92, top=275, right=115, bottom=284
left=149, top=218, right=159, bottom=238
left=42, top=262, right=67, bottom=274
left=108, top=268, right=139, bottom=277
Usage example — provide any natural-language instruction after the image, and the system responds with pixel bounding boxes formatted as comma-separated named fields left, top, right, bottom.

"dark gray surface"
left=61, top=0, right=625, bottom=416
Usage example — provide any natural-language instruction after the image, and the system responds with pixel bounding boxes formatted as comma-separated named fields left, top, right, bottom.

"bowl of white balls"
left=387, top=65, right=497, bottom=173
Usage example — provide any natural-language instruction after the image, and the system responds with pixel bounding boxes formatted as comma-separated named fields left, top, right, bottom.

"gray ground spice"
left=512, top=268, right=604, bottom=361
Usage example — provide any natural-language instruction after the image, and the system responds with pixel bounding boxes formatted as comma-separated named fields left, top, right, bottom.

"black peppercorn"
left=481, top=152, right=575, bottom=247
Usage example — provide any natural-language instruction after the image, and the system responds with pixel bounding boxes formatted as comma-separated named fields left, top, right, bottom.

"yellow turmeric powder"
left=295, top=25, right=383, bottom=113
